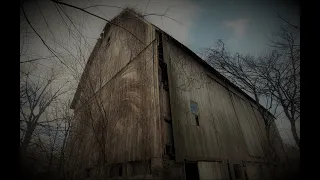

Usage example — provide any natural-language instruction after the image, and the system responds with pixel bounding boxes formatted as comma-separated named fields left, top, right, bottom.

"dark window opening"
left=185, top=163, right=199, bottom=180
left=233, top=164, right=242, bottom=179
left=110, top=164, right=122, bottom=178
left=119, top=165, right=122, bottom=177
left=85, top=168, right=92, bottom=178
left=190, top=101, right=198, bottom=114
left=195, top=115, right=199, bottom=126
left=190, top=101, right=199, bottom=126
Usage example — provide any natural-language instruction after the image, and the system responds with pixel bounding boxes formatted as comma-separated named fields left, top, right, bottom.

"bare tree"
left=205, top=40, right=279, bottom=139
left=20, top=1, right=186, bottom=179
left=19, top=96, right=74, bottom=180
left=20, top=63, right=71, bottom=155
left=203, top=15, right=300, bottom=149
left=65, top=29, right=155, bottom=180
left=265, top=15, right=300, bottom=149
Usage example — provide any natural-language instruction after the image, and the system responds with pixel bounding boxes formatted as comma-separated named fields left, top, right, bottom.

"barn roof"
left=71, top=9, right=274, bottom=119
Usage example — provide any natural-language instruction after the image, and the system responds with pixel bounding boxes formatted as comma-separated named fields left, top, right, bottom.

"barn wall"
left=73, top=10, right=152, bottom=109
left=163, top=35, right=277, bottom=168
left=71, top=11, right=161, bottom=169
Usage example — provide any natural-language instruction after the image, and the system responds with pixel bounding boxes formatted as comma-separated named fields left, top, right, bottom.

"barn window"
left=190, top=101, right=198, bottom=114
left=233, top=164, right=242, bottom=179
left=195, top=115, right=200, bottom=126
left=190, top=101, right=199, bottom=126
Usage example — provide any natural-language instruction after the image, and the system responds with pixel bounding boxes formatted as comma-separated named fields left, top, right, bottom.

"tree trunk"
left=290, top=121, right=300, bottom=150
left=283, top=108, right=300, bottom=150
left=58, top=130, right=69, bottom=176
left=21, top=123, right=37, bottom=154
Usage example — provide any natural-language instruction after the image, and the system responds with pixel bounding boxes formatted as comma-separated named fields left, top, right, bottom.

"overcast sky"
left=20, top=0, right=300, bottom=145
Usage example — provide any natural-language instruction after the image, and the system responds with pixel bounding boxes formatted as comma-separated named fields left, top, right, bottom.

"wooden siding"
left=163, top=35, right=270, bottom=163
left=73, top=10, right=150, bottom=109
left=231, top=93, right=264, bottom=158
left=71, top=11, right=161, bottom=166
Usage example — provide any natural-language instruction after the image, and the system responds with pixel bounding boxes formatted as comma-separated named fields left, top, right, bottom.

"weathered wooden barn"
left=69, top=9, right=285, bottom=180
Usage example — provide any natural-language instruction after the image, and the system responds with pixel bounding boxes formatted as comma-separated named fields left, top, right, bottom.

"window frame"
left=190, top=100, right=200, bottom=126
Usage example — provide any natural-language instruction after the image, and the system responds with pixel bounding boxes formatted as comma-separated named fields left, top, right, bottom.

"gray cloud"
left=223, top=18, right=249, bottom=38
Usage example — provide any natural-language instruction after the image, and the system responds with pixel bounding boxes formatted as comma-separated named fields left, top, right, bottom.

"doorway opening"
left=185, top=162, right=199, bottom=180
